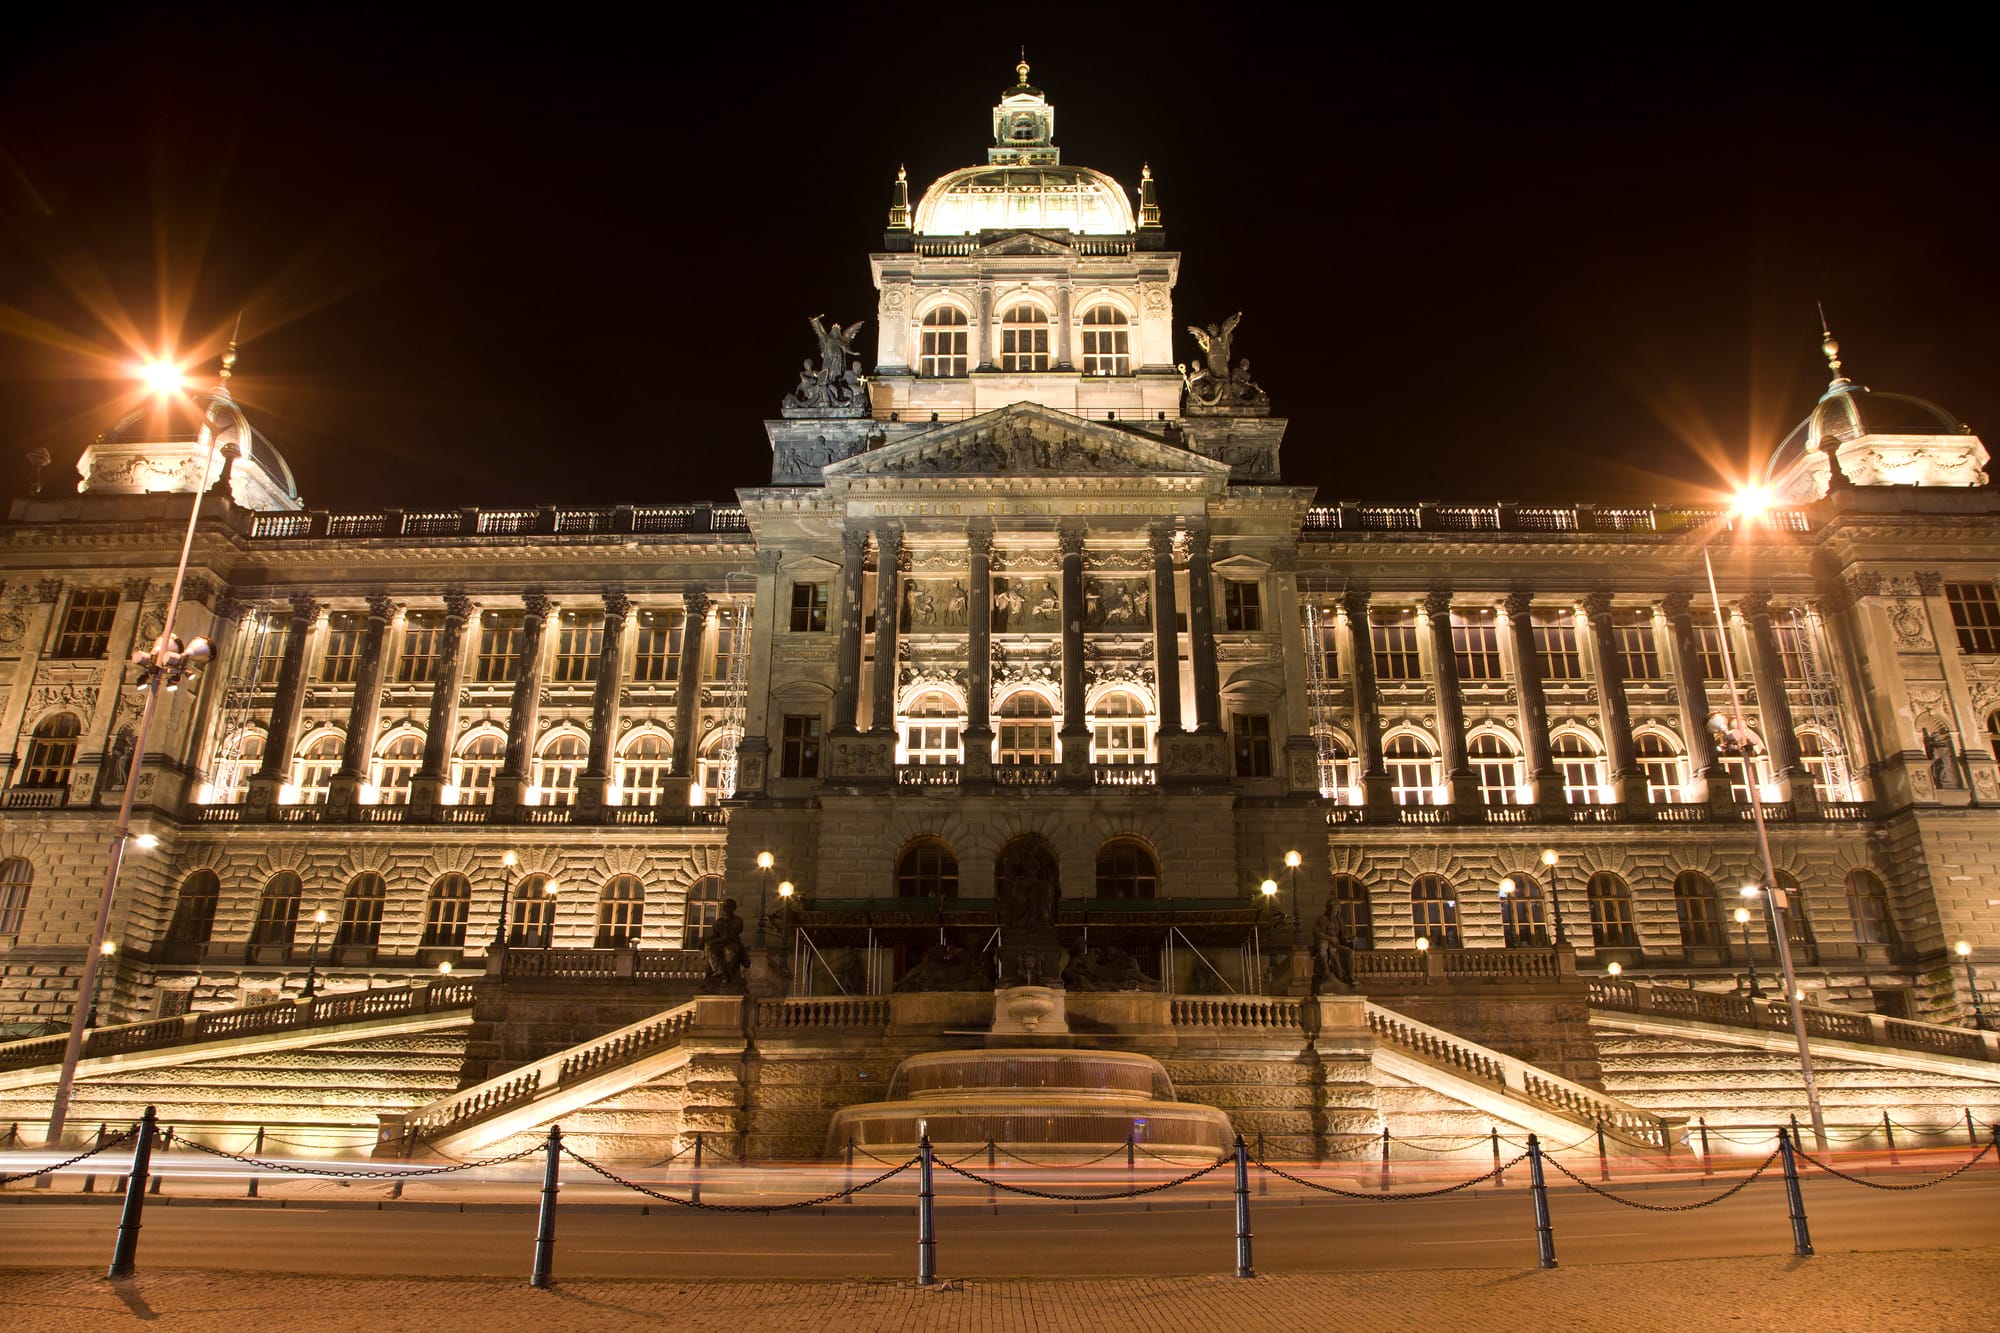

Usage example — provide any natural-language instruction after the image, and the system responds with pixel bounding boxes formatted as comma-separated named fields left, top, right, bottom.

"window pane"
left=54, top=588, right=119, bottom=658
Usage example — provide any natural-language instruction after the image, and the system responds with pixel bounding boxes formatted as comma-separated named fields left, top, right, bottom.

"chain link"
left=0, top=1126, right=137, bottom=1185
left=175, top=1134, right=544, bottom=1179
left=1543, top=1148, right=1779, bottom=1210
left=1794, top=1140, right=1995, bottom=1191
left=1255, top=1152, right=1523, bottom=1200
left=992, top=1142, right=1129, bottom=1169
left=560, top=1143, right=915, bottom=1211
left=940, top=1155, right=1227, bottom=1201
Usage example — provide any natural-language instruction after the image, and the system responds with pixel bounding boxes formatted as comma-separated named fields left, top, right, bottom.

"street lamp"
left=87, top=940, right=117, bottom=1028
left=778, top=880, right=795, bottom=964
left=1259, top=878, right=1278, bottom=939
left=492, top=850, right=519, bottom=950
left=755, top=851, right=775, bottom=949
left=1958, top=941, right=1989, bottom=1030
left=1498, top=877, right=1518, bottom=948
left=1606, top=960, right=1622, bottom=979
left=303, top=908, right=329, bottom=999
left=1703, top=492, right=1827, bottom=1150
left=46, top=343, right=238, bottom=1145
left=1734, top=903, right=1763, bottom=997
left=1538, top=849, right=1569, bottom=945
left=541, top=881, right=560, bottom=949
left=438, top=961, right=453, bottom=977
left=1283, top=850, right=1303, bottom=949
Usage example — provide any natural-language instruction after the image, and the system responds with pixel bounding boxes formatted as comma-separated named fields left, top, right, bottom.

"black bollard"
left=1882, top=1112, right=1898, bottom=1166
left=691, top=1131, right=703, bottom=1207
left=82, top=1122, right=107, bottom=1194
left=107, top=1108, right=156, bottom=1279
left=1777, top=1128, right=1814, bottom=1257
left=1526, top=1134, right=1558, bottom=1269
left=845, top=1136, right=856, bottom=1206
left=247, top=1126, right=265, bottom=1198
left=1127, top=1131, right=1136, bottom=1172
left=1967, top=1108, right=1980, bottom=1150
left=1595, top=1119, right=1610, bottom=1183
left=1379, top=1127, right=1391, bottom=1192
left=1698, top=1118, right=1713, bottom=1176
left=1256, top=1131, right=1266, bottom=1196
left=917, top=1134, right=937, bottom=1287
left=388, top=1129, right=410, bottom=1200
left=988, top=1139, right=998, bottom=1206
left=149, top=1127, right=173, bottom=1195
left=1233, top=1135, right=1255, bottom=1279
left=531, top=1126, right=561, bottom=1289
left=1491, top=1127, right=1504, bottom=1188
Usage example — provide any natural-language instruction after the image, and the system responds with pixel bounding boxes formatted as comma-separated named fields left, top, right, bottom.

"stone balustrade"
left=1589, top=977, right=2000, bottom=1063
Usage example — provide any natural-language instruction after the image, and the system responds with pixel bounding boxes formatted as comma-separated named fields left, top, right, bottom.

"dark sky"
left=2, top=5, right=1994, bottom=512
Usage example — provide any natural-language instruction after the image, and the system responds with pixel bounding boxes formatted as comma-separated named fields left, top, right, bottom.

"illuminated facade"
left=1, top=62, right=1996, bottom=1045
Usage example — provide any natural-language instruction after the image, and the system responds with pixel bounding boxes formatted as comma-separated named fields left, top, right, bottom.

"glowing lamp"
left=501, top=850, right=519, bottom=868
left=1729, top=484, right=1774, bottom=521
left=1415, top=936, right=1430, bottom=952
left=134, top=359, right=187, bottom=396
left=1259, top=879, right=1278, bottom=898
left=1734, top=908, right=1751, bottom=925
left=1284, top=850, right=1302, bottom=869
left=1498, top=878, right=1516, bottom=897
left=757, top=851, right=775, bottom=870
left=778, top=880, right=795, bottom=899
left=1606, top=961, right=1622, bottom=978
left=133, top=833, right=161, bottom=850
left=1540, top=849, right=1558, bottom=868
left=100, top=939, right=117, bottom=957
left=1958, top=940, right=1974, bottom=958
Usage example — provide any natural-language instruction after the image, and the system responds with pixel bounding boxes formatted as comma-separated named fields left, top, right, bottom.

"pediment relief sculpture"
left=830, top=405, right=1225, bottom=480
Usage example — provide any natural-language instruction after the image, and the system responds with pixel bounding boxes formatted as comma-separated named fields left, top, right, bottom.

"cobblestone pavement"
left=6, top=1249, right=1998, bottom=1332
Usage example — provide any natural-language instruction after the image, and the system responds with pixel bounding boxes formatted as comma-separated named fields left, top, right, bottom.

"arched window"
left=618, top=732, right=673, bottom=807
left=0, top=857, right=34, bottom=935
left=510, top=873, right=556, bottom=947
left=1499, top=873, right=1549, bottom=946
left=294, top=732, right=342, bottom=804
left=1587, top=872, right=1638, bottom=948
left=902, top=691, right=964, bottom=766
left=683, top=875, right=724, bottom=947
left=1672, top=872, right=1721, bottom=948
left=1772, top=871, right=1816, bottom=957
left=167, top=870, right=221, bottom=947
left=896, top=838, right=959, bottom=898
left=919, top=305, right=969, bottom=378
left=1635, top=733, right=1683, bottom=803
left=1552, top=732, right=1605, bottom=804
left=695, top=728, right=742, bottom=805
left=999, top=303, right=1049, bottom=371
left=1721, top=733, right=1770, bottom=806
left=1330, top=874, right=1374, bottom=950
left=1095, top=838, right=1158, bottom=898
left=1468, top=733, right=1521, bottom=805
left=996, top=692, right=1057, bottom=765
left=422, top=873, right=472, bottom=947
left=453, top=732, right=505, bottom=806
left=251, top=872, right=303, bottom=948
left=535, top=733, right=586, bottom=806
left=1090, top=690, right=1150, bottom=765
left=217, top=729, right=265, bottom=804
left=336, top=873, right=386, bottom=948
left=1796, top=732, right=1836, bottom=802
left=1384, top=734, right=1438, bottom=806
left=1411, top=876, right=1459, bottom=947
left=373, top=732, right=424, bottom=805
left=1844, top=870, right=1896, bottom=949
left=22, top=713, right=81, bottom=789
left=596, top=875, right=645, bottom=947
left=1080, top=304, right=1130, bottom=376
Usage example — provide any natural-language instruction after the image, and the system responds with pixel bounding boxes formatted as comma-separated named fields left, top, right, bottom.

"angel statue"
left=811, top=314, right=866, bottom=378
left=1187, top=312, right=1242, bottom=379
left=786, top=314, right=871, bottom=414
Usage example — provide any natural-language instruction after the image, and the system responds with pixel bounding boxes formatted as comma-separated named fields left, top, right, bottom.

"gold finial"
left=1017, top=50, right=1030, bottom=86
left=1142, top=162, right=1153, bottom=182
left=220, top=311, right=242, bottom=383
left=897, top=163, right=907, bottom=183
left=1817, top=302, right=1847, bottom=385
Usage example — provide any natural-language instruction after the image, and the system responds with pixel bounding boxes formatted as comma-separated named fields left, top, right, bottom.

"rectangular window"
left=632, top=610, right=683, bottom=682
left=1370, top=609, right=1422, bottom=681
left=1451, top=609, right=1502, bottom=681
left=781, top=714, right=822, bottom=778
left=1946, top=584, right=2000, bottom=654
left=474, top=612, right=522, bottom=683
left=253, top=619, right=290, bottom=687
left=1692, top=621, right=1728, bottom=680
left=1223, top=580, right=1263, bottom=632
left=552, top=611, right=603, bottom=683
left=396, top=612, right=445, bottom=683
left=53, top=588, right=119, bottom=658
left=1232, top=713, right=1273, bottom=778
left=321, top=612, right=364, bottom=683
left=1773, top=617, right=1809, bottom=680
left=1533, top=609, right=1584, bottom=681
left=711, top=608, right=747, bottom=683
left=1310, top=605, right=1340, bottom=677
left=1615, top=610, right=1661, bottom=681
left=790, top=582, right=829, bottom=633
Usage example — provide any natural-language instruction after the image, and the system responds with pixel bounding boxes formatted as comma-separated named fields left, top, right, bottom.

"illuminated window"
left=1945, top=583, right=2000, bottom=654
left=1411, top=876, right=1459, bottom=947
left=1080, top=304, right=1130, bottom=376
left=1094, top=838, right=1158, bottom=898
left=920, top=306, right=969, bottom=378
left=167, top=870, right=220, bottom=946
left=0, top=857, right=34, bottom=935
left=781, top=715, right=822, bottom=778
left=254, top=619, right=290, bottom=687
left=21, top=713, right=81, bottom=788
left=510, top=875, right=555, bottom=947
left=1587, top=872, right=1638, bottom=948
left=373, top=733, right=423, bottom=805
left=596, top=875, right=645, bottom=947
left=396, top=612, right=445, bottom=683
left=1231, top=712, right=1272, bottom=778
left=321, top=612, right=364, bottom=683
left=474, top=611, right=523, bottom=683
left=1797, top=732, right=1836, bottom=801
left=1500, top=874, right=1548, bottom=946
left=1552, top=732, right=1603, bottom=803
left=294, top=732, right=342, bottom=804
left=711, top=605, right=747, bottom=682
left=1469, top=733, right=1521, bottom=804
left=1533, top=609, right=1584, bottom=681
left=999, top=303, right=1049, bottom=371
left=53, top=588, right=118, bottom=659
left=1090, top=690, right=1150, bottom=765
left=632, top=609, right=683, bottom=682
left=1635, top=732, right=1683, bottom=803
left=1223, top=580, right=1263, bottom=632
left=998, top=692, right=1057, bottom=765
left=682, top=876, right=724, bottom=946
left=1672, top=872, right=1721, bottom=948
left=789, top=583, right=829, bottom=633
left=618, top=732, right=672, bottom=806
left=1371, top=608, right=1421, bottom=680
left=422, top=873, right=472, bottom=948
left=1615, top=610, right=1661, bottom=680
left=251, top=873, right=302, bottom=948
left=896, top=838, right=959, bottom=898
left=1385, top=733, right=1437, bottom=805
left=1329, top=875, right=1374, bottom=949
left=336, top=873, right=385, bottom=948
left=903, top=691, right=963, bottom=765
left=1692, top=620, right=1729, bottom=679
left=1773, top=615, right=1809, bottom=680
left=552, top=610, right=603, bottom=683
left=1452, top=609, right=1502, bottom=680
left=1311, top=605, right=1341, bottom=676
left=216, top=730, right=266, bottom=804
left=454, top=733, right=504, bottom=805
left=536, top=733, right=586, bottom=805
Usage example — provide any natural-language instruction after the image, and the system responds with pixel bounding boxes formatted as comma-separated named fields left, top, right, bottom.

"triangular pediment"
left=976, top=232, right=1074, bottom=256
left=824, top=403, right=1231, bottom=481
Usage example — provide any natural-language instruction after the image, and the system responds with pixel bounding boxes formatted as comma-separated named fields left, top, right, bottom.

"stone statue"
left=1926, top=726, right=1964, bottom=790
left=995, top=834, right=1061, bottom=936
left=1061, top=945, right=1158, bottom=992
left=782, top=314, right=869, bottom=414
left=1312, top=900, right=1355, bottom=992
left=894, top=941, right=991, bottom=993
left=102, top=726, right=135, bottom=792
left=1182, top=311, right=1270, bottom=414
left=699, top=898, right=750, bottom=993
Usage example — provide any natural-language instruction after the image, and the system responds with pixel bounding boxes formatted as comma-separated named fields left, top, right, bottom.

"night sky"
left=2, top=7, right=1994, bottom=512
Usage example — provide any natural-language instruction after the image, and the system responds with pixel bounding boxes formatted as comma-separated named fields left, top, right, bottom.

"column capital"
left=1503, top=589, right=1534, bottom=620
left=523, top=589, right=553, bottom=620
left=1058, top=522, right=1087, bottom=557
left=603, top=589, right=633, bottom=621
left=841, top=526, right=869, bottom=558
left=683, top=587, right=712, bottom=620
left=366, top=593, right=399, bottom=622
left=289, top=593, right=323, bottom=623
left=1148, top=524, right=1177, bottom=561
left=1186, top=525, right=1213, bottom=560
left=1738, top=590, right=1772, bottom=620
left=1914, top=570, right=1943, bottom=597
left=1659, top=589, right=1693, bottom=620
left=968, top=523, right=995, bottom=558
left=1340, top=588, right=1371, bottom=620
left=1580, top=589, right=1614, bottom=621
left=1423, top=587, right=1453, bottom=619
left=444, top=591, right=476, bottom=622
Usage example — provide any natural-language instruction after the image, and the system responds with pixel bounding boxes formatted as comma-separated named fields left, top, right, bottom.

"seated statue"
left=699, top=898, right=750, bottom=993
left=894, top=941, right=990, bottom=993
left=1060, top=945, right=1159, bottom=993
left=1312, top=900, right=1356, bottom=992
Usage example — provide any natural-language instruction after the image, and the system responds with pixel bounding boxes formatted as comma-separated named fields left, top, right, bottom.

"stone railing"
left=190, top=800, right=729, bottom=828
left=754, top=996, right=892, bottom=1030
left=1589, top=978, right=1999, bottom=1063
left=2, top=787, right=69, bottom=809
left=897, top=764, right=961, bottom=787
left=1092, top=763, right=1159, bottom=787
left=0, top=978, right=476, bottom=1074
left=250, top=503, right=748, bottom=541
left=1170, top=997, right=1306, bottom=1031
left=500, top=947, right=704, bottom=982
left=992, top=764, right=1060, bottom=787
left=1321, top=799, right=1868, bottom=828
left=1300, top=502, right=1811, bottom=536
left=1354, top=946, right=1570, bottom=985
left=1366, top=1007, right=1507, bottom=1088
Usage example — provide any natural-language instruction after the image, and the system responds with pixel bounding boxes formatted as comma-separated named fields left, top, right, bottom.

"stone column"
left=1059, top=522, right=1088, bottom=778
left=1149, top=525, right=1183, bottom=734
left=965, top=523, right=995, bottom=777
left=1504, top=591, right=1559, bottom=811
left=1342, top=590, right=1391, bottom=810
left=329, top=594, right=396, bottom=816
left=832, top=527, right=868, bottom=734
left=494, top=590, right=552, bottom=815
left=734, top=552, right=782, bottom=795
left=1739, top=592, right=1806, bottom=804
left=1055, top=282, right=1074, bottom=371
left=577, top=590, right=632, bottom=814
left=1425, top=589, right=1478, bottom=808
left=1661, top=591, right=1724, bottom=803
left=1186, top=524, right=1221, bottom=733
left=410, top=592, right=474, bottom=816
left=1583, top=591, right=1640, bottom=806
left=670, top=589, right=711, bottom=802
left=975, top=284, right=993, bottom=371
left=870, top=527, right=902, bottom=734
left=248, top=594, right=319, bottom=815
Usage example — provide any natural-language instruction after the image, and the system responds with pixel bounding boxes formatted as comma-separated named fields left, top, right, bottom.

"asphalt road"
left=7, top=1173, right=1998, bottom=1280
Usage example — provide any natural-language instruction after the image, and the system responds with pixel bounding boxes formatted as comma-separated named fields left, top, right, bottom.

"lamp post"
left=1702, top=498, right=1827, bottom=1150
left=86, top=940, right=117, bottom=1028
left=303, top=908, right=328, bottom=999
left=1734, top=903, right=1762, bottom=997
left=755, top=851, right=774, bottom=949
left=1498, top=877, right=1518, bottom=948
left=778, top=880, right=795, bottom=967
left=541, top=881, right=559, bottom=949
left=1958, top=941, right=1989, bottom=1030
left=1283, top=850, right=1302, bottom=949
left=492, top=850, right=519, bottom=950
left=45, top=348, right=232, bottom=1147
left=1259, top=877, right=1278, bottom=941
left=1538, top=849, right=1569, bottom=945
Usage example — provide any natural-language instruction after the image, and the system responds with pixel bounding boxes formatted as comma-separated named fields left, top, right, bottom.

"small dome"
left=1766, top=382, right=1970, bottom=485
left=914, top=164, right=1136, bottom=237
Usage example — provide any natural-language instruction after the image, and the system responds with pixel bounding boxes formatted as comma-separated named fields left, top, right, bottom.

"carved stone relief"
left=1083, top=576, right=1151, bottom=630
left=900, top=578, right=971, bottom=631
left=992, top=576, right=1060, bottom=633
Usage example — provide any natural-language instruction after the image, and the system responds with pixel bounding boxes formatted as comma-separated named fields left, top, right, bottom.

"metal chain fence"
left=1794, top=1140, right=1996, bottom=1191
left=0, top=1126, right=135, bottom=1185
left=559, top=1143, right=917, bottom=1212
left=1255, top=1152, right=1524, bottom=1200
left=939, top=1154, right=1227, bottom=1202
left=1543, top=1148, right=1781, bottom=1211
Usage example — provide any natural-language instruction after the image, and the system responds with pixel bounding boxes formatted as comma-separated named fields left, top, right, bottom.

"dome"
left=1766, top=383, right=1971, bottom=483
left=913, top=164, right=1136, bottom=237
